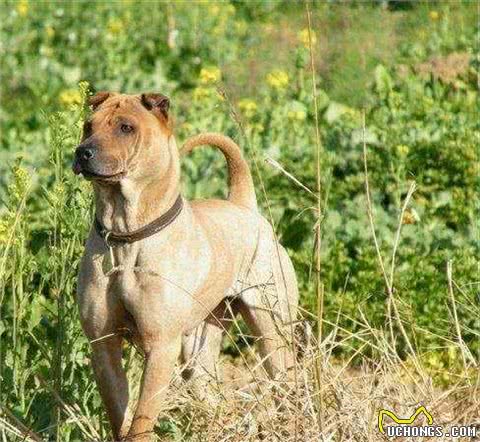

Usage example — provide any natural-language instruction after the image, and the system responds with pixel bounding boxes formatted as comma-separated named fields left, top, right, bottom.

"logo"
left=378, top=406, right=434, bottom=435
left=378, top=405, right=477, bottom=438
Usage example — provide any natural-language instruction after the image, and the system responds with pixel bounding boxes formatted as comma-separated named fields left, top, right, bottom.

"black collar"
left=95, top=194, right=183, bottom=245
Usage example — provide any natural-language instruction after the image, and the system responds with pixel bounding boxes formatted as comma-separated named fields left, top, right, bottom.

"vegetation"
left=0, top=1, right=478, bottom=441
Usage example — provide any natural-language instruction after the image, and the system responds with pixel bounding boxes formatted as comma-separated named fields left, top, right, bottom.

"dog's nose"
left=73, top=141, right=99, bottom=175
left=80, top=147, right=95, bottom=161
left=76, top=144, right=96, bottom=161
left=82, top=148, right=95, bottom=160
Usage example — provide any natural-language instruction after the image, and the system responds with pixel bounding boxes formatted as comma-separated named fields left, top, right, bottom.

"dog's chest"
left=108, top=244, right=167, bottom=305
left=110, top=245, right=143, bottom=298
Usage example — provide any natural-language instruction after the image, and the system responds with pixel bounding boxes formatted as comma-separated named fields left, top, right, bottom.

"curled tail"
left=182, top=133, right=257, bottom=211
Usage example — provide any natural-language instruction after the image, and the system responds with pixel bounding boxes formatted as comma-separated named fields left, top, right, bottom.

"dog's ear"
left=88, top=91, right=111, bottom=110
left=141, top=93, right=170, bottom=120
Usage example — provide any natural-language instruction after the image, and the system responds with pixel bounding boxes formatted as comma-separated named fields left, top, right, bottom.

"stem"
left=306, top=0, right=325, bottom=436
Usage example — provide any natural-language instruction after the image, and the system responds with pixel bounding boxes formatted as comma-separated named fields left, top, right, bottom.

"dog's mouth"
left=72, top=161, right=126, bottom=181
left=81, top=170, right=126, bottom=181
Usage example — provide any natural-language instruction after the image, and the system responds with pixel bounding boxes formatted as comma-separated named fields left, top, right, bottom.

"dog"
left=73, top=91, right=298, bottom=441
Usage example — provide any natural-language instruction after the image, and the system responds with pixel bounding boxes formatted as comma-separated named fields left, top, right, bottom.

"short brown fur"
left=74, top=92, right=298, bottom=441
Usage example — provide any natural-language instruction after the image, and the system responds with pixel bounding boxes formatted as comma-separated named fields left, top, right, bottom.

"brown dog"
left=73, top=92, right=298, bottom=441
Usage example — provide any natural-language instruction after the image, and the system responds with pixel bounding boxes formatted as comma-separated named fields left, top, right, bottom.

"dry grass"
left=4, top=320, right=477, bottom=441
left=143, top=311, right=479, bottom=442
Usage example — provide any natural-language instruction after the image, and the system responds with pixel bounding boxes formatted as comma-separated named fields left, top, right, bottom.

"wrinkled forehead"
left=91, top=94, right=153, bottom=125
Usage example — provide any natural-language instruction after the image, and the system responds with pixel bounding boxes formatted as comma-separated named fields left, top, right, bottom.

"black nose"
left=76, top=143, right=96, bottom=161
left=82, top=148, right=95, bottom=160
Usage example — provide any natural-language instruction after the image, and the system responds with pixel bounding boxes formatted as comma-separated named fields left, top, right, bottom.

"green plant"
left=0, top=1, right=478, bottom=440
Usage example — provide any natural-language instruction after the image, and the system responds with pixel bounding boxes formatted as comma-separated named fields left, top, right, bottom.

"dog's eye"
left=120, top=124, right=134, bottom=134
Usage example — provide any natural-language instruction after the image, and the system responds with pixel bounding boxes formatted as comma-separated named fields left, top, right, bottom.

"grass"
left=1, top=1, right=479, bottom=441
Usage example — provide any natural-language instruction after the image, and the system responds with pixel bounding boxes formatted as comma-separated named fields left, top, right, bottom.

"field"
left=0, top=1, right=479, bottom=441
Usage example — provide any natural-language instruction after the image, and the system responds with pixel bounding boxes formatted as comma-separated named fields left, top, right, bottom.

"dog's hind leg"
left=180, top=299, right=236, bottom=395
left=239, top=244, right=299, bottom=379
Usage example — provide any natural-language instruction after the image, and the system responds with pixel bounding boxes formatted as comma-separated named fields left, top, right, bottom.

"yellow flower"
left=209, top=4, right=220, bottom=16
left=298, top=28, right=316, bottom=48
left=45, top=25, right=55, bottom=38
left=396, top=144, right=410, bottom=156
left=266, top=69, right=289, bottom=90
left=193, top=87, right=212, bottom=101
left=287, top=101, right=307, bottom=121
left=288, top=110, right=307, bottom=121
left=59, top=89, right=82, bottom=106
left=16, top=0, right=29, bottom=17
left=199, top=67, right=221, bottom=85
left=238, top=99, right=257, bottom=118
left=107, top=17, right=124, bottom=35
left=429, top=10, right=439, bottom=21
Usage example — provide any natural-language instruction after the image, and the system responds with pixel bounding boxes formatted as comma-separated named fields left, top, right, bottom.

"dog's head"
left=73, top=92, right=175, bottom=183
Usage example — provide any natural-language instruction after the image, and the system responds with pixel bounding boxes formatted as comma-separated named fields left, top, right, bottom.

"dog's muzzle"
left=73, top=142, right=124, bottom=179
left=73, top=141, right=98, bottom=175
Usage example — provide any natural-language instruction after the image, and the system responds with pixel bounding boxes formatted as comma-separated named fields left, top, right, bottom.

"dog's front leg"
left=91, top=337, right=130, bottom=440
left=127, top=336, right=181, bottom=442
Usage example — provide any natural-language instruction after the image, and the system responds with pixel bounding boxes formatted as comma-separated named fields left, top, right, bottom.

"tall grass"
left=0, top=90, right=107, bottom=441
left=305, top=1, right=326, bottom=432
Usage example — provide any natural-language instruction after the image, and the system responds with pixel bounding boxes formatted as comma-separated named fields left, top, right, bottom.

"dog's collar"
left=94, top=194, right=184, bottom=245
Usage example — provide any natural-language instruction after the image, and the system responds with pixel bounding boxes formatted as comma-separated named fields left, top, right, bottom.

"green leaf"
left=325, top=102, right=352, bottom=124
left=374, top=64, right=393, bottom=98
